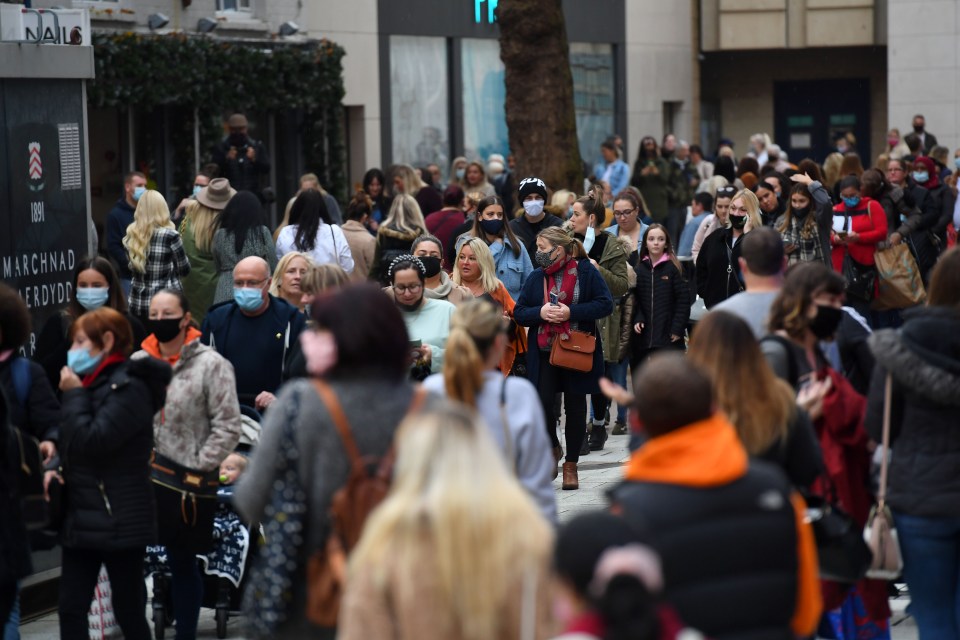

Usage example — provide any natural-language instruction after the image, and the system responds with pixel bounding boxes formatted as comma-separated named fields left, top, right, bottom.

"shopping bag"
left=872, top=243, right=926, bottom=311
left=88, top=564, right=121, bottom=639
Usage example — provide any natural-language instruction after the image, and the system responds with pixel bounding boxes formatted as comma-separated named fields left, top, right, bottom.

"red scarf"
left=537, top=257, right=578, bottom=349
left=82, top=353, right=126, bottom=387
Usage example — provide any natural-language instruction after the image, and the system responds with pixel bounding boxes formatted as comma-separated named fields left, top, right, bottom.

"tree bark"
left=498, top=0, right=584, bottom=196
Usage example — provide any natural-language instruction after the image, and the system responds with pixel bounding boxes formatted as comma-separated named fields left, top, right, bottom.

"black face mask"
left=913, top=124, right=924, bottom=134
left=147, top=317, right=185, bottom=344
left=729, top=214, right=747, bottom=230
left=229, top=133, right=247, bottom=147
left=810, top=304, right=843, bottom=339
left=793, top=206, right=811, bottom=219
left=418, top=256, right=442, bottom=278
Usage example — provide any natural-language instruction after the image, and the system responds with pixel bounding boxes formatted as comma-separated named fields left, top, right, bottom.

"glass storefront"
left=570, top=43, right=615, bottom=172
left=462, top=38, right=508, bottom=164
left=389, top=35, right=451, bottom=173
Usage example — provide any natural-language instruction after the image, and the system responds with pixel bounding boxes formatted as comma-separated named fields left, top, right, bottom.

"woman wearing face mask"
left=752, top=180, right=782, bottom=228
left=212, top=191, right=278, bottom=304
left=388, top=255, right=455, bottom=376
left=911, top=155, right=955, bottom=247
left=514, top=227, right=614, bottom=490
left=270, top=252, right=315, bottom=310
left=406, top=234, right=472, bottom=305
left=776, top=174, right=834, bottom=266
left=696, top=189, right=761, bottom=309
left=691, top=184, right=734, bottom=262
left=35, top=257, right=147, bottom=392
left=54, top=307, right=172, bottom=640
left=448, top=156, right=469, bottom=189
left=831, top=175, right=888, bottom=320
left=884, top=128, right=910, bottom=160
left=630, top=224, right=690, bottom=368
left=133, top=289, right=241, bottom=640
left=465, top=195, right=533, bottom=302
left=570, top=186, right=630, bottom=449
left=180, top=178, right=235, bottom=326
left=764, top=263, right=891, bottom=639
left=123, top=190, right=191, bottom=323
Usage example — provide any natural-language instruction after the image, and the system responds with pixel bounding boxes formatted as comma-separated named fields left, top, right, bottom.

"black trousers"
left=536, top=352, right=587, bottom=463
left=59, top=546, right=150, bottom=640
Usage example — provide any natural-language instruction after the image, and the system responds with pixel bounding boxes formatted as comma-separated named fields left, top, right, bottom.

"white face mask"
left=583, top=226, right=596, bottom=253
left=523, top=200, right=545, bottom=218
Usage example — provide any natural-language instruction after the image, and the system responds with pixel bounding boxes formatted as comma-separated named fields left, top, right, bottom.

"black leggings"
left=536, top=352, right=587, bottom=463
left=59, top=546, right=150, bottom=640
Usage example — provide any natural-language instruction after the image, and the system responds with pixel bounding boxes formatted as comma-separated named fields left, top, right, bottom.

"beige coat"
left=341, top=220, right=376, bottom=281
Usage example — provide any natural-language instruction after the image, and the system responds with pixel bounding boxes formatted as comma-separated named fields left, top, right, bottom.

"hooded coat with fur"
left=865, top=307, right=960, bottom=517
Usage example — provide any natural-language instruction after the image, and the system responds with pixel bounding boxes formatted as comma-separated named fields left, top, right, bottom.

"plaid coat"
left=129, top=228, right=191, bottom=316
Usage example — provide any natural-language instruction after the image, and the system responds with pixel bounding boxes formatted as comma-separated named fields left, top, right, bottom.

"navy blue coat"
left=515, top=259, right=614, bottom=394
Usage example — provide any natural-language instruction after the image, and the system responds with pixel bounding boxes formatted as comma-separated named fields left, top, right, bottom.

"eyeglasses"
left=716, top=187, right=737, bottom=196
left=233, top=278, right=267, bottom=288
left=393, top=284, right=423, bottom=294
left=613, top=208, right=636, bottom=217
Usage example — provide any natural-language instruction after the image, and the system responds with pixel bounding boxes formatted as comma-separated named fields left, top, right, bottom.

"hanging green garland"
left=88, top=32, right=346, bottom=200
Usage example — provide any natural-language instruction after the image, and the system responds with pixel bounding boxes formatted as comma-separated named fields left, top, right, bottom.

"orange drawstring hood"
left=141, top=326, right=202, bottom=366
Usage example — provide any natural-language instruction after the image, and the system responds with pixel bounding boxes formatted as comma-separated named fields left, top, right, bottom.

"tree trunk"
left=498, top=0, right=584, bottom=196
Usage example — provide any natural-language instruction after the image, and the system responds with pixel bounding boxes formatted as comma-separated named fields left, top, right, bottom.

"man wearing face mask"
left=509, top=176, right=563, bottom=259
left=200, top=256, right=306, bottom=411
left=911, top=114, right=938, bottom=154
left=212, top=113, right=270, bottom=197
left=106, top=171, right=147, bottom=298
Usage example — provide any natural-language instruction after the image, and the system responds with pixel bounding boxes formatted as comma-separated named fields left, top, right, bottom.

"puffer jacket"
left=369, top=224, right=425, bottom=284
left=585, top=231, right=630, bottom=362
left=59, top=357, right=171, bottom=550
left=631, top=255, right=690, bottom=351
left=865, top=307, right=960, bottom=517
left=133, top=333, right=241, bottom=472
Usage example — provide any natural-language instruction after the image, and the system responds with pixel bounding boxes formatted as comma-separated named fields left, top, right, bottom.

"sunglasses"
left=716, top=187, right=737, bottom=197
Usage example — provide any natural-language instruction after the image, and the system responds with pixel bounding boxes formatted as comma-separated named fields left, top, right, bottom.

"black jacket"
left=865, top=307, right=960, bottom=518
left=758, top=409, right=824, bottom=490
left=631, top=257, right=689, bottom=350
left=610, top=461, right=799, bottom=640
left=211, top=135, right=270, bottom=194
left=0, top=387, right=32, bottom=591
left=508, top=210, right=563, bottom=261
left=0, top=358, right=60, bottom=443
left=59, top=357, right=171, bottom=550
left=695, top=227, right=745, bottom=309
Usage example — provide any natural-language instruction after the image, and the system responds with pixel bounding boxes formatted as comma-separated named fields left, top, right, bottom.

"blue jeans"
left=590, top=358, right=629, bottom=424
left=2, top=582, right=19, bottom=640
left=893, top=510, right=960, bottom=640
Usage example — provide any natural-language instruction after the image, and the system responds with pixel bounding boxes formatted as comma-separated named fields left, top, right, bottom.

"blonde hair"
left=349, top=404, right=552, bottom=640
left=822, top=152, right=844, bottom=189
left=301, top=263, right=349, bottom=295
left=550, top=189, right=575, bottom=209
left=181, top=199, right=220, bottom=254
left=392, top=164, right=427, bottom=196
left=269, top=252, right=314, bottom=297
left=123, top=190, right=174, bottom=274
left=443, top=300, right=504, bottom=408
left=730, top=189, right=762, bottom=231
left=537, top=226, right=586, bottom=259
left=382, top=193, right=426, bottom=235
left=453, top=238, right=500, bottom=293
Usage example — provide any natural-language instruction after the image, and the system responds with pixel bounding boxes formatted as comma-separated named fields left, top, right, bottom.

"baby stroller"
left=148, top=405, right=263, bottom=639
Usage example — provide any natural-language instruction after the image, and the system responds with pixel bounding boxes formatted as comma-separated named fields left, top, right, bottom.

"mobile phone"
left=550, top=292, right=559, bottom=306
left=409, top=339, right=421, bottom=348
left=836, top=231, right=848, bottom=240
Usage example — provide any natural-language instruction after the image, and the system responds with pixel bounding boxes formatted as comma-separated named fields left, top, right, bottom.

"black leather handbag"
left=842, top=253, right=877, bottom=303
left=804, top=493, right=872, bottom=583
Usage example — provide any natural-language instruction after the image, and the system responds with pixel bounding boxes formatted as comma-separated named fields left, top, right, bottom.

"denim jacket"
left=489, top=236, right=533, bottom=302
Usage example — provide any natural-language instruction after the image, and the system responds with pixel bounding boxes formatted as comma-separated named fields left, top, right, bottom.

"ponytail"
left=576, top=184, right=607, bottom=227
left=442, top=299, right=505, bottom=407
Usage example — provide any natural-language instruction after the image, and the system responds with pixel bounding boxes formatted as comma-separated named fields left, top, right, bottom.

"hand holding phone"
left=550, top=292, right=560, bottom=306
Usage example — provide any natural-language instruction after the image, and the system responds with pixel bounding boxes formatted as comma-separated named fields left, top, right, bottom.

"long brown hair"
left=927, top=247, right=960, bottom=309
left=470, top=195, right=522, bottom=258
left=638, top=223, right=682, bottom=273
left=767, top=262, right=845, bottom=341
left=776, top=183, right=818, bottom=239
left=688, top=312, right=794, bottom=454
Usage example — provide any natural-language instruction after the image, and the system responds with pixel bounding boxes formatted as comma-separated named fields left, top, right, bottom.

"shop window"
left=389, top=35, right=450, bottom=175
left=571, top=43, right=615, bottom=172
left=462, top=38, right=508, bottom=167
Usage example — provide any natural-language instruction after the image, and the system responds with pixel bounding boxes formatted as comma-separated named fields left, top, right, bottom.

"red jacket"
left=830, top=197, right=887, bottom=269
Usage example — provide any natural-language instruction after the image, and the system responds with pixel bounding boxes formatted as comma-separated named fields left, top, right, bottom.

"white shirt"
left=276, top=223, right=355, bottom=273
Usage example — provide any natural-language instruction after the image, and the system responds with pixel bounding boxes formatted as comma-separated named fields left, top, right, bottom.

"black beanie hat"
left=554, top=512, right=641, bottom=595
left=518, top=176, right=548, bottom=201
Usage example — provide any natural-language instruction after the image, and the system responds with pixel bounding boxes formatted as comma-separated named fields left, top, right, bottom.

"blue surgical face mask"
left=233, top=287, right=265, bottom=312
left=455, top=168, right=465, bottom=180
left=583, top=226, right=596, bottom=253
left=193, top=185, right=203, bottom=198
left=843, top=195, right=861, bottom=209
left=954, top=158, right=960, bottom=171
left=75, top=287, right=109, bottom=311
left=67, top=346, right=103, bottom=375
left=522, top=200, right=545, bottom=218
left=133, top=186, right=146, bottom=202
left=912, top=171, right=929, bottom=184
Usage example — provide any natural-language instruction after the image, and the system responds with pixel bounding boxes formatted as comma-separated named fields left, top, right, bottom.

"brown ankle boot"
left=552, top=445, right=564, bottom=480
left=561, top=461, right=579, bottom=490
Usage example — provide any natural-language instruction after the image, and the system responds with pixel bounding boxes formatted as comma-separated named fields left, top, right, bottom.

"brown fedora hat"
left=196, top=178, right=236, bottom=210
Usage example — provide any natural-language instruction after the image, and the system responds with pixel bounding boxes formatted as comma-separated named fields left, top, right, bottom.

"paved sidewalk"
left=20, top=430, right=917, bottom=639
